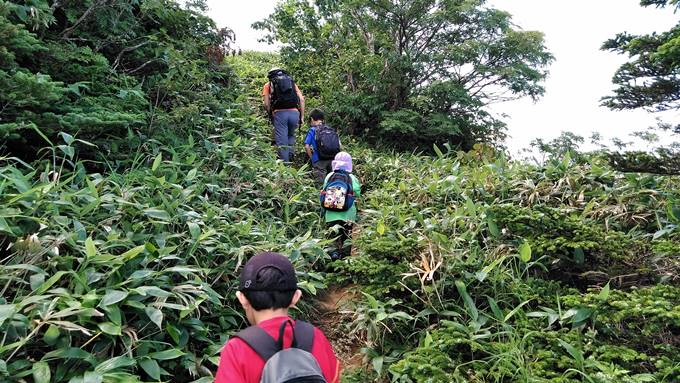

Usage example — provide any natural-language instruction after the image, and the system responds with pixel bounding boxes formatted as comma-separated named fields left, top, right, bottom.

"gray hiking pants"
left=272, top=109, right=300, bottom=162
left=313, top=159, right=332, bottom=188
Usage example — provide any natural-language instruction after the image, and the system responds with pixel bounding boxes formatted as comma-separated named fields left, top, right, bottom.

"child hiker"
left=320, top=152, right=361, bottom=260
left=214, top=252, right=340, bottom=383
left=304, top=109, right=341, bottom=187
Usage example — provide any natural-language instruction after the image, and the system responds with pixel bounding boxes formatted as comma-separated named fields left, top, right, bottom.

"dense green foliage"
left=0, top=2, right=328, bottom=381
left=0, top=0, right=234, bottom=159
left=602, top=0, right=679, bottom=111
left=254, top=0, right=552, bottom=150
left=1, top=2, right=680, bottom=383
left=597, top=1, right=680, bottom=176
left=0, top=88, right=334, bottom=382
left=335, top=145, right=680, bottom=382
left=531, top=126, right=680, bottom=176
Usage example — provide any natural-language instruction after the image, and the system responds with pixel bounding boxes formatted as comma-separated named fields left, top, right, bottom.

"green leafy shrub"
left=390, top=347, right=454, bottom=383
left=328, top=255, right=409, bottom=295
left=563, top=285, right=680, bottom=353
left=0, top=0, right=235, bottom=160
left=0, top=96, right=328, bottom=381
left=489, top=204, right=644, bottom=275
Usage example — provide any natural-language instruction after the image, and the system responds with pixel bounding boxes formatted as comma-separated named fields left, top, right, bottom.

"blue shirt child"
left=304, top=126, right=321, bottom=163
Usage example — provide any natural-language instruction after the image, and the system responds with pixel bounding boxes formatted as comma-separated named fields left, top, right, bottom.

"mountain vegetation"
left=600, top=0, right=680, bottom=175
left=0, top=0, right=235, bottom=160
left=0, top=1, right=679, bottom=382
left=254, top=0, right=553, bottom=150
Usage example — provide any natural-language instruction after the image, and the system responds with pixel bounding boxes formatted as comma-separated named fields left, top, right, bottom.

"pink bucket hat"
left=332, top=151, right=353, bottom=172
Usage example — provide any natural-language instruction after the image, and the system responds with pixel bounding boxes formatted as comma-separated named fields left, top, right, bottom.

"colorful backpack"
left=320, top=171, right=355, bottom=212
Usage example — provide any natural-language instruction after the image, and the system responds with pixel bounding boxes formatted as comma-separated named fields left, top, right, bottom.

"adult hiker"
left=263, top=68, right=305, bottom=163
left=215, top=252, right=340, bottom=383
left=304, top=109, right=341, bottom=186
left=320, top=152, right=361, bottom=260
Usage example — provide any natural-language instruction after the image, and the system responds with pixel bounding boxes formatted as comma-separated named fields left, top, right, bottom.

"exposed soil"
left=313, top=284, right=364, bottom=370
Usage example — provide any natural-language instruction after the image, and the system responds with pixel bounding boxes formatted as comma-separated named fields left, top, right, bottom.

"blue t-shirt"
left=304, top=126, right=320, bottom=163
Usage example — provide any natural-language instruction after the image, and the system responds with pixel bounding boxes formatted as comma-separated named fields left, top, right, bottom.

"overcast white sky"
left=207, top=0, right=679, bottom=153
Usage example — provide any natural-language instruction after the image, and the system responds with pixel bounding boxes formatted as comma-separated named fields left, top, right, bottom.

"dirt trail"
left=313, top=284, right=364, bottom=370
left=312, top=181, right=366, bottom=370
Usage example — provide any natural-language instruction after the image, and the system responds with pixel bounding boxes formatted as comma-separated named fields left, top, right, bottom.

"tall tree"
left=602, top=0, right=680, bottom=111
left=255, top=0, right=553, bottom=149
left=601, top=1, right=680, bottom=175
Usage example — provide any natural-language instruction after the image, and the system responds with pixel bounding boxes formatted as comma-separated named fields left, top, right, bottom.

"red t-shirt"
left=214, top=316, right=340, bottom=383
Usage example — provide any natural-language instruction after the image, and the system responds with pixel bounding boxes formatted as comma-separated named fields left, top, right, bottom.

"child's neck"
left=252, top=308, right=290, bottom=325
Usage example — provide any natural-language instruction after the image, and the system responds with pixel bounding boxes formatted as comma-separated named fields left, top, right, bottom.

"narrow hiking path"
left=313, top=284, right=364, bottom=370
left=230, top=57, right=371, bottom=372
left=305, top=164, right=368, bottom=373
left=311, top=150, right=372, bottom=374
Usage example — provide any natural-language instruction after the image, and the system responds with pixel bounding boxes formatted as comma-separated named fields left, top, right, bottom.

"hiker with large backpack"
left=263, top=68, right=305, bottom=163
left=304, top=109, right=341, bottom=186
left=215, top=252, right=340, bottom=383
left=320, top=152, right=361, bottom=260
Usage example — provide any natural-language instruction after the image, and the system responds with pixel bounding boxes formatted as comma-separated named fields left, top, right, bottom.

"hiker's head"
left=332, top=151, right=352, bottom=173
left=236, top=252, right=301, bottom=324
left=267, top=67, right=286, bottom=79
left=309, top=109, right=325, bottom=124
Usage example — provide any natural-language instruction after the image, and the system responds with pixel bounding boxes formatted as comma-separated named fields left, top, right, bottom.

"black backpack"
left=315, top=125, right=340, bottom=160
left=268, top=70, right=300, bottom=111
left=234, top=320, right=327, bottom=383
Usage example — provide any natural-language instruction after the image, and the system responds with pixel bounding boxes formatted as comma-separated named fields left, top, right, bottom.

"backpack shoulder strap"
left=323, top=172, right=334, bottom=185
left=347, top=173, right=354, bottom=194
left=291, top=79, right=300, bottom=105
left=234, top=326, right=280, bottom=362
left=293, top=320, right=315, bottom=353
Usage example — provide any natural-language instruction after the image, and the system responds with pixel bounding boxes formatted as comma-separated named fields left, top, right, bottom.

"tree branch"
left=61, top=0, right=109, bottom=39
left=112, top=40, right=152, bottom=71
left=126, top=59, right=160, bottom=75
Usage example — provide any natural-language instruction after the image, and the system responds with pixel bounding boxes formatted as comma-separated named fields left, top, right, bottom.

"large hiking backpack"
left=268, top=70, right=300, bottom=110
left=320, top=171, right=355, bottom=212
left=315, top=125, right=340, bottom=160
left=235, top=320, right=327, bottom=383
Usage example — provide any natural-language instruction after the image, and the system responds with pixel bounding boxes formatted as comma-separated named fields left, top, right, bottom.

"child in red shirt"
left=214, top=252, right=340, bottom=383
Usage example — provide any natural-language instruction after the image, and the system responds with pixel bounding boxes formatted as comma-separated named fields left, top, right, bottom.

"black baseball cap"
left=239, top=252, right=298, bottom=291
